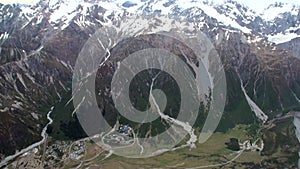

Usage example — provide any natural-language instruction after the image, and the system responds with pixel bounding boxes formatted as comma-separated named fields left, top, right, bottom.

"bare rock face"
left=279, top=38, right=300, bottom=59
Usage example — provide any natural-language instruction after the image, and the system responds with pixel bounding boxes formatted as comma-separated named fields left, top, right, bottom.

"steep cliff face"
left=0, top=0, right=300, bottom=160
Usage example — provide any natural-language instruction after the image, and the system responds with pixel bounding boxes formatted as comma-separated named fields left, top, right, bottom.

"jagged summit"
left=261, top=2, right=299, bottom=21
left=0, top=0, right=300, bottom=167
left=1, top=0, right=300, bottom=45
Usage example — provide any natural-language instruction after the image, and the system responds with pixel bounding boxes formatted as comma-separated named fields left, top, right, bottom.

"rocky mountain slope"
left=0, top=0, right=300, bottom=164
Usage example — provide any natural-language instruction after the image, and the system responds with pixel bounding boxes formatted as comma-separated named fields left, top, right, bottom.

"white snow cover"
left=11, top=101, right=23, bottom=110
left=261, top=3, right=299, bottom=21
left=178, top=1, right=252, bottom=33
left=49, top=0, right=81, bottom=23
left=4, top=0, right=300, bottom=45
left=286, top=25, right=300, bottom=33
left=240, top=82, right=268, bottom=123
left=110, top=0, right=252, bottom=33
left=216, top=1, right=256, bottom=24
left=0, top=32, right=9, bottom=41
left=16, top=73, right=27, bottom=90
left=98, top=1, right=123, bottom=13
left=20, top=5, right=36, bottom=17
left=195, top=2, right=252, bottom=33
left=268, top=32, right=300, bottom=44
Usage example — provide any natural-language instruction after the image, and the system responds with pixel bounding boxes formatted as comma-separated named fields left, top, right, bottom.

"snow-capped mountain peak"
left=261, top=2, right=299, bottom=21
left=1, top=0, right=300, bottom=45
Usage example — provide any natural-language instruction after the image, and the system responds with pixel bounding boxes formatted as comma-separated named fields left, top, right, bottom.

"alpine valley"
left=1, top=0, right=300, bottom=168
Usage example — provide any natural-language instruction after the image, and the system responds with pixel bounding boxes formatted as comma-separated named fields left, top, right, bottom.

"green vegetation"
left=62, top=125, right=262, bottom=169
left=225, top=138, right=240, bottom=151
left=47, top=90, right=87, bottom=140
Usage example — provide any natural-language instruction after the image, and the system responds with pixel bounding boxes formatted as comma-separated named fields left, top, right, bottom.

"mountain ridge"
left=0, top=0, right=300, bottom=167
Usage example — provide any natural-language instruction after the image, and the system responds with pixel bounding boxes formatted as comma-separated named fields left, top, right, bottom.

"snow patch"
left=31, top=113, right=39, bottom=120
left=49, top=0, right=81, bottom=23
left=195, top=2, right=252, bottom=34
left=0, top=107, right=9, bottom=113
left=268, top=32, right=300, bottom=44
left=292, top=91, right=300, bottom=104
left=261, top=3, right=299, bottom=21
left=17, top=73, right=27, bottom=90
left=12, top=101, right=23, bottom=110
left=0, top=32, right=9, bottom=42
left=239, top=79, right=268, bottom=123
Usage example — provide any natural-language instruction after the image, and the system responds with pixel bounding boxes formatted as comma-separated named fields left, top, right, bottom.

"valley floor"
left=3, top=123, right=297, bottom=169
left=1, top=107, right=300, bottom=169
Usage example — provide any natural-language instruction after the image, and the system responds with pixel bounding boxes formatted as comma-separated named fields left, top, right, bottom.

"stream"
left=0, top=106, right=54, bottom=168
left=293, top=114, right=300, bottom=168
left=149, top=76, right=197, bottom=150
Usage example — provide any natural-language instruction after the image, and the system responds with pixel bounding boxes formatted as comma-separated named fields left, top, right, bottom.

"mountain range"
left=0, top=0, right=300, bottom=167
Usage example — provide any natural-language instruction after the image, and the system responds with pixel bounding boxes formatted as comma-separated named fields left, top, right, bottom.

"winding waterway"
left=293, top=114, right=300, bottom=168
left=0, top=106, right=54, bottom=168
